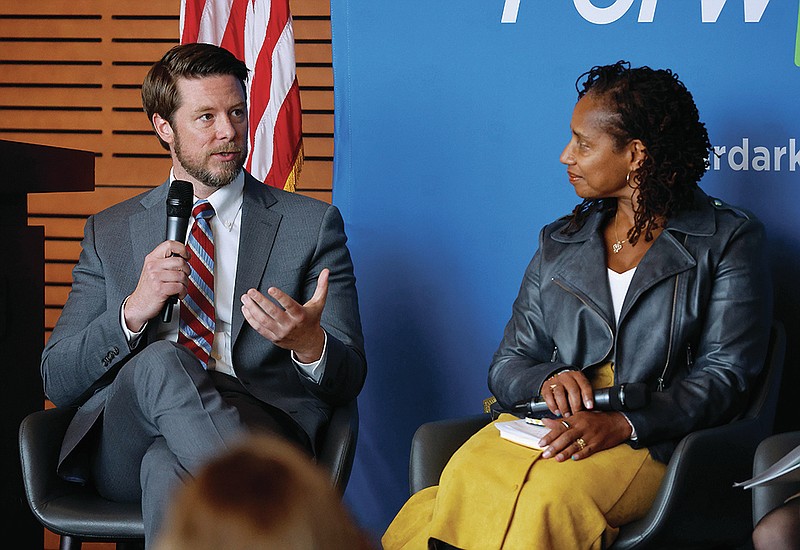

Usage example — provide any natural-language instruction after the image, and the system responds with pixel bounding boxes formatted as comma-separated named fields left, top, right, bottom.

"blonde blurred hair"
left=154, top=433, right=373, bottom=550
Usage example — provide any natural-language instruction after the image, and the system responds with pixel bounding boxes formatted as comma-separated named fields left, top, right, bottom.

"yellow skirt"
left=383, top=367, right=666, bottom=550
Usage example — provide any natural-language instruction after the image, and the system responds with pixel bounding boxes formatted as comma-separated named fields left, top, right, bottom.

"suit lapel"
left=130, top=182, right=169, bottom=341
left=130, top=190, right=167, bottom=270
left=231, top=175, right=281, bottom=344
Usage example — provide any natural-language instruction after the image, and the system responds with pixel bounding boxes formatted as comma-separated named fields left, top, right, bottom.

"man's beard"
left=174, top=132, right=248, bottom=189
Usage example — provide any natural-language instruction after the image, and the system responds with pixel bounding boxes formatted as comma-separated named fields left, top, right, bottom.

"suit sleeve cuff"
left=292, top=331, right=328, bottom=384
left=120, top=296, right=146, bottom=349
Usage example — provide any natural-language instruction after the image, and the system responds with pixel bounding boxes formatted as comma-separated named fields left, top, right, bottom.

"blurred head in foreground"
left=154, top=433, right=374, bottom=550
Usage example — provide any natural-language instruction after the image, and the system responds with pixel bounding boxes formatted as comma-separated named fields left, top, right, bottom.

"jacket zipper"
left=656, top=272, right=680, bottom=392
left=656, top=233, right=689, bottom=391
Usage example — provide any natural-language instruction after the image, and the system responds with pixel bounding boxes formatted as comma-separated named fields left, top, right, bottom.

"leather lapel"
left=620, top=229, right=696, bottom=323
left=552, top=228, right=616, bottom=328
left=551, top=190, right=711, bottom=330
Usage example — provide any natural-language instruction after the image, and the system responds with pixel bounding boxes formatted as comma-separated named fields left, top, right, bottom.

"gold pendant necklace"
left=613, top=210, right=628, bottom=254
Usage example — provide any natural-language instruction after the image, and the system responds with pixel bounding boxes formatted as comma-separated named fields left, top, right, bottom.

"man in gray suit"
left=41, top=43, right=366, bottom=546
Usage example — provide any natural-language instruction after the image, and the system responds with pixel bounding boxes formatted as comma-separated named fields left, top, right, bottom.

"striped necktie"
left=178, top=200, right=215, bottom=367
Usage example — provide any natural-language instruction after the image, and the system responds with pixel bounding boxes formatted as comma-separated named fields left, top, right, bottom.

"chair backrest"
left=318, top=399, right=360, bottom=492
left=742, top=321, right=786, bottom=428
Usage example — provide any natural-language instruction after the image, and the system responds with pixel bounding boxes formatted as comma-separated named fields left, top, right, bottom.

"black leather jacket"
left=489, top=188, right=772, bottom=462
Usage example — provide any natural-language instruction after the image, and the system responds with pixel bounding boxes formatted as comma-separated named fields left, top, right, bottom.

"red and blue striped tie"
left=178, top=200, right=215, bottom=367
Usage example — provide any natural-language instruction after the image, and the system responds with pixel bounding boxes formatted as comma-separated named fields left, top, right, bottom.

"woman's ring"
left=550, top=383, right=558, bottom=390
left=561, top=420, right=571, bottom=430
left=576, top=437, right=586, bottom=450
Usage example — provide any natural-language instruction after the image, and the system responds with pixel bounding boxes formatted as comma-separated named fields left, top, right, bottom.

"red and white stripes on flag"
left=180, top=0, right=303, bottom=191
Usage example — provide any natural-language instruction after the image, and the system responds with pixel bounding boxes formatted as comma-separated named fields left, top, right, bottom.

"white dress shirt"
left=121, top=171, right=327, bottom=382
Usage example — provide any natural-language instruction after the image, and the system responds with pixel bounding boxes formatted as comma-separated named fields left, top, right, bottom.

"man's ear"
left=152, top=114, right=174, bottom=147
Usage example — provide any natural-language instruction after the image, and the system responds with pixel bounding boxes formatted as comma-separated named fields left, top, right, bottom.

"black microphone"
left=510, top=383, right=650, bottom=417
left=161, top=180, right=193, bottom=323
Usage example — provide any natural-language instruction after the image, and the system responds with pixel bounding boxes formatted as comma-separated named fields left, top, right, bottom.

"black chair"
left=409, top=321, right=785, bottom=550
left=751, top=430, right=800, bottom=528
left=19, top=399, right=359, bottom=550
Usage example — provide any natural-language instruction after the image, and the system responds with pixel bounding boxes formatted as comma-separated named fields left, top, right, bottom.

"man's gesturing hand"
left=241, top=268, right=329, bottom=363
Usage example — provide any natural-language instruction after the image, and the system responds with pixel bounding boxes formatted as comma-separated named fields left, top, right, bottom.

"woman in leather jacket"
left=383, top=61, right=772, bottom=550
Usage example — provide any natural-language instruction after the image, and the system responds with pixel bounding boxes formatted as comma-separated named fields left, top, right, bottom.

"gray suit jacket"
left=42, top=173, right=366, bottom=478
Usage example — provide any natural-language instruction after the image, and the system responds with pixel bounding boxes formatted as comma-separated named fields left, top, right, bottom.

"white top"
left=608, top=267, right=636, bottom=325
left=608, top=266, right=639, bottom=440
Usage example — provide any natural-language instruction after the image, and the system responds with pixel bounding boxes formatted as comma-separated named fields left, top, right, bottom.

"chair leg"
left=59, top=535, right=82, bottom=550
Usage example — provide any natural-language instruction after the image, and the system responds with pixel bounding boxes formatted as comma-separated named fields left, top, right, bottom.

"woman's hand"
left=538, top=411, right=633, bottom=462
left=541, top=370, right=595, bottom=417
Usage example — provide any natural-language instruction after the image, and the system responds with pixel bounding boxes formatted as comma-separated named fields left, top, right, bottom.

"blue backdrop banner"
left=329, top=0, right=800, bottom=538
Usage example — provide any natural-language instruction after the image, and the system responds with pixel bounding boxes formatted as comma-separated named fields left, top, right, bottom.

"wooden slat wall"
left=0, top=0, right=334, bottom=342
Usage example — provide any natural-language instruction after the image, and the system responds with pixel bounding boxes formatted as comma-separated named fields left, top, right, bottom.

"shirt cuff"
left=621, top=412, right=638, bottom=441
left=120, top=296, right=147, bottom=349
left=291, top=331, right=328, bottom=384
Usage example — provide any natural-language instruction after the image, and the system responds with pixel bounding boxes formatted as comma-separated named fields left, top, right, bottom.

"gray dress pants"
left=90, top=340, right=305, bottom=547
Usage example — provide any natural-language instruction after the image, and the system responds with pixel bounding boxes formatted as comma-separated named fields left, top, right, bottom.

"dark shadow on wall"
left=768, top=236, right=800, bottom=434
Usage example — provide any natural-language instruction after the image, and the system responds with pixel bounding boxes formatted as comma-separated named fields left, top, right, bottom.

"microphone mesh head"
left=167, top=180, right=193, bottom=217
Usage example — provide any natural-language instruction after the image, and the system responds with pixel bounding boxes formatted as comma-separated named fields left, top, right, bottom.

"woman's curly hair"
left=563, top=60, right=712, bottom=244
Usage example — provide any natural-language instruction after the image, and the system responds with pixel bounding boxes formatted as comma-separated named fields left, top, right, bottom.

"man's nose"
left=216, top=116, right=237, bottom=140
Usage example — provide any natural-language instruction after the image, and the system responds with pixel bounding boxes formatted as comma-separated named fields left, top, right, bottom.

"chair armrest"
left=409, top=414, right=491, bottom=495
left=752, top=431, right=800, bottom=526
left=614, top=417, right=764, bottom=549
left=317, top=400, right=359, bottom=492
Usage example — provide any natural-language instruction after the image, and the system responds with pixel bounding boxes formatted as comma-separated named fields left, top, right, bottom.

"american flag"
left=180, top=0, right=303, bottom=191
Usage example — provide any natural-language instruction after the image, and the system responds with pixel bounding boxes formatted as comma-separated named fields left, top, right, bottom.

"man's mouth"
left=211, top=150, right=240, bottom=162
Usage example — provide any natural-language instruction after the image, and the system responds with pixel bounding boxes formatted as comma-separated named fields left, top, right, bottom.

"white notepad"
left=495, top=418, right=551, bottom=449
